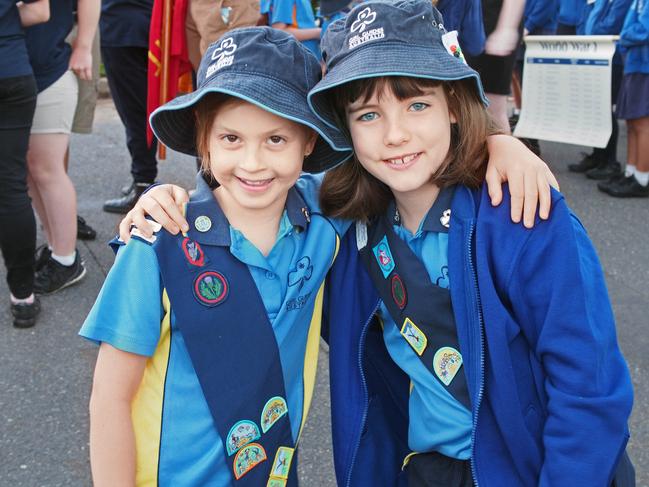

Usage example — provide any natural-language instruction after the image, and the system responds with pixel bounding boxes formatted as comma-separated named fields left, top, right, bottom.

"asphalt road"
left=0, top=99, right=647, bottom=486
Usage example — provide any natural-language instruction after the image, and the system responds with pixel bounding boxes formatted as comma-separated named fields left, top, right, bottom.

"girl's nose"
left=383, top=117, right=410, bottom=147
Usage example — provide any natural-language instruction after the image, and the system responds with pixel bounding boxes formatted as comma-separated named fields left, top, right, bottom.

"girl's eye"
left=222, top=134, right=239, bottom=143
left=358, top=112, right=378, bottom=122
left=268, top=135, right=285, bottom=145
left=409, top=102, right=429, bottom=112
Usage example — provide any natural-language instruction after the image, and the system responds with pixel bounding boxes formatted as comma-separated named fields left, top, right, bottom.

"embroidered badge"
left=400, top=318, right=427, bottom=356
left=348, top=7, right=384, bottom=49
left=193, top=270, right=229, bottom=306
left=288, top=256, right=313, bottom=291
left=440, top=209, right=451, bottom=228
left=373, top=236, right=395, bottom=278
left=233, top=443, right=267, bottom=480
left=270, top=446, right=295, bottom=480
left=433, top=346, right=463, bottom=386
left=267, top=479, right=287, bottom=487
left=194, top=215, right=212, bottom=232
left=435, top=265, right=450, bottom=289
left=226, top=420, right=261, bottom=456
left=391, top=274, right=407, bottom=309
left=206, top=37, right=237, bottom=78
left=261, top=396, right=288, bottom=433
left=182, top=237, right=205, bottom=266
left=441, top=31, right=467, bottom=65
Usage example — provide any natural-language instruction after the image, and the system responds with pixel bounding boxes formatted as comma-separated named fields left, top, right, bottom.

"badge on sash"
left=261, top=396, right=288, bottom=433
left=182, top=237, right=205, bottom=267
left=226, top=420, right=261, bottom=456
left=400, top=318, right=427, bottom=356
left=373, top=235, right=395, bottom=278
left=391, top=274, right=407, bottom=309
left=267, top=479, right=287, bottom=487
left=433, top=346, right=463, bottom=386
left=193, top=270, right=229, bottom=306
left=270, top=446, right=295, bottom=480
left=233, top=443, right=267, bottom=479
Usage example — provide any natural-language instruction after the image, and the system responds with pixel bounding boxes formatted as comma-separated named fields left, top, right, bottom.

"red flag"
left=147, top=0, right=192, bottom=148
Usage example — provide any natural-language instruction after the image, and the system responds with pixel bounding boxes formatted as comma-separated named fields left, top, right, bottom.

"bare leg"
left=27, top=133, right=77, bottom=255
left=632, top=116, right=649, bottom=173
left=486, top=93, right=511, bottom=134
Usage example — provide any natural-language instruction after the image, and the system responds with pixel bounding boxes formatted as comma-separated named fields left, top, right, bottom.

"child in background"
left=605, top=0, right=649, bottom=197
left=267, top=0, right=322, bottom=59
left=307, top=0, right=634, bottom=485
left=81, top=27, right=351, bottom=486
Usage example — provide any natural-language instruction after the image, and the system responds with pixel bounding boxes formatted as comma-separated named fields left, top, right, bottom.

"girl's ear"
left=305, top=130, right=318, bottom=156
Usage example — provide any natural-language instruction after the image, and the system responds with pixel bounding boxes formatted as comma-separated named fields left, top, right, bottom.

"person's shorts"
left=31, top=70, right=79, bottom=135
left=616, top=73, right=649, bottom=120
left=186, top=0, right=260, bottom=69
left=465, top=51, right=517, bottom=96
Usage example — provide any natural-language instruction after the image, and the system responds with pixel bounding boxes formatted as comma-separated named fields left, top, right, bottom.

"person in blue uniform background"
left=267, top=0, right=322, bottom=59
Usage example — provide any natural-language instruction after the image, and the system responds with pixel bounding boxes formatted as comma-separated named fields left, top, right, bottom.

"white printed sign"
left=514, top=35, right=618, bottom=148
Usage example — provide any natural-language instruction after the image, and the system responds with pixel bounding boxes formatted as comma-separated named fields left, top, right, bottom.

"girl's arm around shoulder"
left=296, top=173, right=353, bottom=237
left=620, top=0, right=649, bottom=46
left=505, top=197, right=633, bottom=486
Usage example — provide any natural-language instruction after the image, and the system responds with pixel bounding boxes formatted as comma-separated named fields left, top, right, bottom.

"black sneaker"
left=568, top=152, right=602, bottom=173
left=607, top=175, right=649, bottom=198
left=34, top=252, right=87, bottom=295
left=586, top=161, right=622, bottom=180
left=35, top=244, right=51, bottom=272
left=77, top=215, right=97, bottom=241
left=11, top=296, right=41, bottom=328
left=597, top=173, right=627, bottom=194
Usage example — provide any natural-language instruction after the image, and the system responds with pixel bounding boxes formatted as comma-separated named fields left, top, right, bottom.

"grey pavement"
left=0, top=99, right=647, bottom=486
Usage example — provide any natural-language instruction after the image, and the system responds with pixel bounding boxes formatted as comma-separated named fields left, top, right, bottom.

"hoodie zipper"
left=345, top=300, right=381, bottom=487
left=468, top=222, right=485, bottom=487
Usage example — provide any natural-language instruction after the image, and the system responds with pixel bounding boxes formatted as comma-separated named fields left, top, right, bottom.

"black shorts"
left=407, top=451, right=474, bottom=487
left=465, top=51, right=518, bottom=96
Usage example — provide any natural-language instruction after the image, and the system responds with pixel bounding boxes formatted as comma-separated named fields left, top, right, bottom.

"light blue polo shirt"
left=377, top=186, right=472, bottom=460
left=269, top=0, right=321, bottom=59
left=80, top=173, right=346, bottom=485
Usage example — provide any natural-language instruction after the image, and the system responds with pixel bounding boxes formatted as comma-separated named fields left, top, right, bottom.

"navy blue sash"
left=154, top=230, right=298, bottom=486
left=359, top=217, right=472, bottom=410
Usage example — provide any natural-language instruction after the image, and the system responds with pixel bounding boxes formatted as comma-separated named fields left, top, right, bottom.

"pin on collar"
left=301, top=207, right=311, bottom=223
left=195, top=215, right=212, bottom=232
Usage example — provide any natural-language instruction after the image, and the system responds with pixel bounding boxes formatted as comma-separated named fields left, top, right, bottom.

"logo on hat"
left=351, top=7, right=376, bottom=33
left=348, top=7, right=384, bottom=50
left=206, top=37, right=238, bottom=78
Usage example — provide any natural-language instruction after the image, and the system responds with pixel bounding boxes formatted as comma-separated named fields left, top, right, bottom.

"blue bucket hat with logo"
left=308, top=0, right=488, bottom=129
left=150, top=27, right=352, bottom=173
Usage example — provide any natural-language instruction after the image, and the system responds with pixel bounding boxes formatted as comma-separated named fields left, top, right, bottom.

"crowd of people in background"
left=0, top=0, right=648, bottom=330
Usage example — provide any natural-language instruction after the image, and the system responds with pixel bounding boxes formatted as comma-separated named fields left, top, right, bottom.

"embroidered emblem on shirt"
left=349, top=7, right=384, bottom=49
left=233, top=443, right=267, bottom=480
left=226, top=420, right=261, bottom=456
left=373, top=236, right=395, bottom=278
left=261, top=396, right=288, bottom=433
left=182, top=237, right=205, bottom=266
left=193, top=270, right=229, bottom=306
left=206, top=37, right=237, bottom=78
left=435, top=265, right=450, bottom=289
left=391, top=274, right=407, bottom=309
left=441, top=31, right=467, bottom=65
left=400, top=318, right=427, bottom=356
left=440, top=209, right=451, bottom=228
left=433, top=346, right=463, bottom=386
left=267, top=479, right=287, bottom=487
left=194, top=215, right=212, bottom=232
left=270, top=446, right=295, bottom=481
left=288, top=256, right=313, bottom=291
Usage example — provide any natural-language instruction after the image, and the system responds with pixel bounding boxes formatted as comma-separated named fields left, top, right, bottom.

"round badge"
left=391, top=274, right=407, bottom=309
left=193, top=270, right=228, bottom=306
left=194, top=215, right=212, bottom=232
left=182, top=237, right=205, bottom=266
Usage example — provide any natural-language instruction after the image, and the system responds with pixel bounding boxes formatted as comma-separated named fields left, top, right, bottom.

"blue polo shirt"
left=378, top=186, right=472, bottom=460
left=80, top=173, right=347, bottom=485
left=0, top=0, right=33, bottom=80
left=100, top=0, right=153, bottom=48
left=269, top=0, right=321, bottom=59
left=436, top=0, right=485, bottom=56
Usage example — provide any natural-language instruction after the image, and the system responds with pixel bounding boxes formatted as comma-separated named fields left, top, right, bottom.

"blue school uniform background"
left=524, top=0, right=559, bottom=34
left=557, top=0, right=587, bottom=33
left=436, top=0, right=485, bottom=56
left=81, top=174, right=347, bottom=485
left=268, top=0, right=321, bottom=59
left=324, top=185, right=633, bottom=487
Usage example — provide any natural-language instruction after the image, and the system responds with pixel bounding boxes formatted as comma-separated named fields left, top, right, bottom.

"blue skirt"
left=616, top=73, right=649, bottom=120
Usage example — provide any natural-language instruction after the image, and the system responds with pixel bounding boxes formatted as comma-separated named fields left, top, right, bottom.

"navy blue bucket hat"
left=308, top=0, right=488, bottom=129
left=150, top=27, right=352, bottom=173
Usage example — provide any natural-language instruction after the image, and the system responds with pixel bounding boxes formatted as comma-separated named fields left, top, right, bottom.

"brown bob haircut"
left=194, top=92, right=232, bottom=175
left=320, top=76, right=500, bottom=222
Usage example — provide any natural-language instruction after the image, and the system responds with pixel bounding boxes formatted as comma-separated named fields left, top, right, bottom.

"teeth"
left=387, top=153, right=418, bottom=165
left=240, top=178, right=271, bottom=186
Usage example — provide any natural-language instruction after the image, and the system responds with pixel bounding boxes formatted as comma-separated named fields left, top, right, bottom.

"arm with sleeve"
left=619, top=0, right=649, bottom=47
left=269, top=0, right=296, bottom=26
left=80, top=238, right=164, bottom=356
left=525, top=0, right=558, bottom=33
left=507, top=199, right=633, bottom=486
left=586, top=0, right=633, bottom=35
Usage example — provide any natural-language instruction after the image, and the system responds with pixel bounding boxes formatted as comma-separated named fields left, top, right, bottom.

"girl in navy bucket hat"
left=310, top=0, right=634, bottom=486
left=80, top=27, right=354, bottom=486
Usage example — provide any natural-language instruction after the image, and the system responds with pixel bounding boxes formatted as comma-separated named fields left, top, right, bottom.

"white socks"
left=11, top=293, right=35, bottom=305
left=51, top=250, right=76, bottom=267
left=634, top=170, right=649, bottom=187
left=624, top=164, right=636, bottom=177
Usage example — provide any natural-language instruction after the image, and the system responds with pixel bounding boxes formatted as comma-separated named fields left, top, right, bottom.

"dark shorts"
left=407, top=451, right=474, bottom=487
left=466, top=51, right=518, bottom=95
left=616, top=72, right=649, bottom=120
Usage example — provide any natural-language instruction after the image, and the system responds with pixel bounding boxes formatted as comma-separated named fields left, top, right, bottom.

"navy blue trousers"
left=101, top=46, right=157, bottom=184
